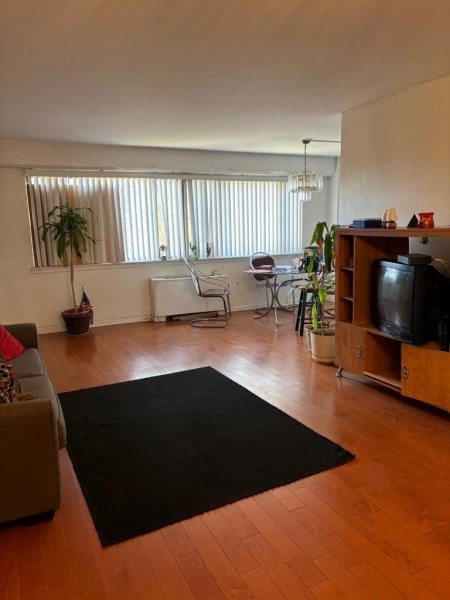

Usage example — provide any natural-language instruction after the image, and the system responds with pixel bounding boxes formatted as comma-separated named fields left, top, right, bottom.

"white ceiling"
left=0, top=0, right=449, bottom=157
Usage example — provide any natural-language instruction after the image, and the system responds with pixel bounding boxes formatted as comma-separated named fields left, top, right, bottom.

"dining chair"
left=183, top=257, right=231, bottom=327
left=249, top=252, right=277, bottom=314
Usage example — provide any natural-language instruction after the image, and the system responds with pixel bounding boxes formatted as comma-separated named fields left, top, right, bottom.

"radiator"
left=149, top=276, right=228, bottom=322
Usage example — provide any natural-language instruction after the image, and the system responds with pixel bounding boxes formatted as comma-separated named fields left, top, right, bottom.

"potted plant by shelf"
left=41, top=204, right=96, bottom=335
left=307, top=221, right=336, bottom=363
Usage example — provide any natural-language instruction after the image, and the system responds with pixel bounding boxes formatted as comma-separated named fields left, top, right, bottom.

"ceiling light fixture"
left=288, top=139, right=323, bottom=201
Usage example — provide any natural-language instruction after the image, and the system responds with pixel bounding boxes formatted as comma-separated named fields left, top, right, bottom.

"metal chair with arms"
left=183, top=257, right=231, bottom=328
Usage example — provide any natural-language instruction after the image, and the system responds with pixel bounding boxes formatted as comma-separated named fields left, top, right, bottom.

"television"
left=372, top=259, right=446, bottom=346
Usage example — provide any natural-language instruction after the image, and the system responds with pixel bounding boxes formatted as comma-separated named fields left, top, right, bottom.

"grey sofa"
left=0, top=323, right=66, bottom=524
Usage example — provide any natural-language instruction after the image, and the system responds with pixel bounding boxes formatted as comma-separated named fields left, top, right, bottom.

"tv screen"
left=372, top=260, right=432, bottom=345
left=375, top=264, right=413, bottom=328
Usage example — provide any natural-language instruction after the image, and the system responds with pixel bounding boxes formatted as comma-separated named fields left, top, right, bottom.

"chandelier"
left=288, top=139, right=323, bottom=200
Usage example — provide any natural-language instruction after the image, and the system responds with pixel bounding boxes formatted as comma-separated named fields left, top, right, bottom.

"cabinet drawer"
left=335, top=322, right=366, bottom=375
left=402, top=344, right=450, bottom=410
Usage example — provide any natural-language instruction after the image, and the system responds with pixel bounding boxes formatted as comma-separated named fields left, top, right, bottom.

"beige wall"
left=0, top=141, right=337, bottom=331
left=340, top=75, right=449, bottom=225
left=340, top=75, right=450, bottom=260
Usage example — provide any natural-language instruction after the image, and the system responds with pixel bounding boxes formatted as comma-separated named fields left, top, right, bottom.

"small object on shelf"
left=352, top=218, right=382, bottom=228
left=397, top=253, right=431, bottom=265
left=407, top=214, right=419, bottom=228
left=418, top=212, right=435, bottom=228
left=381, top=208, right=397, bottom=228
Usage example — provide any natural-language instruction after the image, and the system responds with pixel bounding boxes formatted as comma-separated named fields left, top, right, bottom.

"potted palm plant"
left=41, top=204, right=96, bottom=335
left=306, top=221, right=336, bottom=363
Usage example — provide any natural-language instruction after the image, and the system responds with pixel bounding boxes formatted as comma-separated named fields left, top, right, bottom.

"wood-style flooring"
left=1, top=311, right=449, bottom=599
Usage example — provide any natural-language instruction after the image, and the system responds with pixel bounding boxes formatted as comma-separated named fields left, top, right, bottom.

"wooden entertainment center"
left=335, top=226, right=450, bottom=411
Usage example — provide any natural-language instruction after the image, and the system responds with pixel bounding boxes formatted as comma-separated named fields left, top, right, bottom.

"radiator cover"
left=149, top=276, right=228, bottom=322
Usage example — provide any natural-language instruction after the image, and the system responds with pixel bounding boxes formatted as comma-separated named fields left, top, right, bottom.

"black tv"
left=372, top=259, right=443, bottom=346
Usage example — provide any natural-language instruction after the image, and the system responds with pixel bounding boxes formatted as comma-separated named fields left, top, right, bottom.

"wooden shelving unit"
left=335, top=227, right=450, bottom=411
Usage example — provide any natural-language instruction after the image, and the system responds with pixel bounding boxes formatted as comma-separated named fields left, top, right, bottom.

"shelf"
left=338, top=226, right=450, bottom=238
left=335, top=226, right=450, bottom=411
left=363, top=371, right=401, bottom=391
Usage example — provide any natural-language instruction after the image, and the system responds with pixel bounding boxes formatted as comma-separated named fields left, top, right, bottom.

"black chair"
left=295, top=286, right=317, bottom=335
left=295, top=270, right=335, bottom=335
left=183, top=257, right=231, bottom=327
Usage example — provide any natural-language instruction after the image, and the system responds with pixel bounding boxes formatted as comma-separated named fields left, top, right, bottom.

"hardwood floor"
left=1, top=311, right=449, bottom=599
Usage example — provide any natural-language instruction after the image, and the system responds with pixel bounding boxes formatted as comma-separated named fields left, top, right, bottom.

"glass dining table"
left=244, top=266, right=310, bottom=326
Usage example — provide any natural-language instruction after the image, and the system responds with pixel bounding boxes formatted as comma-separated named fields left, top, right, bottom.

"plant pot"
left=310, top=330, right=335, bottom=364
left=61, top=308, right=93, bottom=336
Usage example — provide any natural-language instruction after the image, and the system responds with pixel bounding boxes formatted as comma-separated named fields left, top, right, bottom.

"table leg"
left=275, top=278, right=309, bottom=327
left=253, top=276, right=276, bottom=319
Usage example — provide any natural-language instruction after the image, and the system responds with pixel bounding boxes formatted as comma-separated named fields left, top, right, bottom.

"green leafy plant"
left=306, top=221, right=336, bottom=335
left=41, top=204, right=96, bottom=311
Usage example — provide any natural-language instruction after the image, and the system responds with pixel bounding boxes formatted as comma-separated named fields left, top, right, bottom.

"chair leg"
left=296, top=289, right=316, bottom=336
left=225, top=295, right=232, bottom=323
left=189, top=295, right=231, bottom=328
left=219, top=295, right=231, bottom=326
left=299, top=292, right=308, bottom=336
left=295, top=289, right=306, bottom=332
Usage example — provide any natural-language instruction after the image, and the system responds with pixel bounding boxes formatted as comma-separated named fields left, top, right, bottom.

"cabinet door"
left=401, top=344, right=450, bottom=410
left=335, top=322, right=366, bottom=375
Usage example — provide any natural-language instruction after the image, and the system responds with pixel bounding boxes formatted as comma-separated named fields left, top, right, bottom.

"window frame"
left=26, top=171, right=302, bottom=266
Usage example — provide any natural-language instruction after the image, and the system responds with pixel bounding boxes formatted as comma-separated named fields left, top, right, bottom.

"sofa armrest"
left=5, top=323, right=40, bottom=350
left=0, top=398, right=61, bottom=523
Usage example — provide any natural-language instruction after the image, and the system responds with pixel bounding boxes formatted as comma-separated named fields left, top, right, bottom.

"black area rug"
left=59, top=367, right=354, bottom=546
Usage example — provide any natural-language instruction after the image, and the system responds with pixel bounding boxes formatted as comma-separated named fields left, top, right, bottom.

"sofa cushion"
left=10, top=348, right=46, bottom=379
left=0, top=325, right=26, bottom=362
left=18, top=375, right=66, bottom=448
left=14, top=377, right=34, bottom=402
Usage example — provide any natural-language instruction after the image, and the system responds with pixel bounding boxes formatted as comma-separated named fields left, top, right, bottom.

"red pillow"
left=0, top=325, right=26, bottom=361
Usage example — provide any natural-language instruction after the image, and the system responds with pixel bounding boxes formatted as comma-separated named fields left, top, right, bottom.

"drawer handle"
left=402, top=364, right=409, bottom=379
left=356, top=345, right=362, bottom=358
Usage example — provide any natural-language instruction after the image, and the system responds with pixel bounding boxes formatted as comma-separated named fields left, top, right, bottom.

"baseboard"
left=37, top=305, right=282, bottom=334
left=37, top=315, right=150, bottom=334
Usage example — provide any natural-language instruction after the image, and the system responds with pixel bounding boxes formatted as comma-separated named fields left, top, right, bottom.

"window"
left=26, top=174, right=302, bottom=266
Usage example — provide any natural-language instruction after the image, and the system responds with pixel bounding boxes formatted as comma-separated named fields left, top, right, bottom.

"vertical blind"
left=26, top=174, right=302, bottom=265
left=27, top=175, right=185, bottom=266
left=186, top=179, right=301, bottom=258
